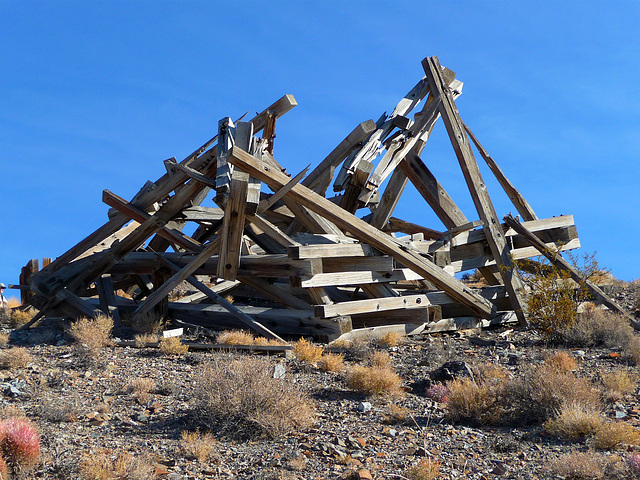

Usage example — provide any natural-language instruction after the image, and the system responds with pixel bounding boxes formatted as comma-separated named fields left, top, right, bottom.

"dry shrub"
left=446, top=363, right=601, bottom=427
left=126, top=378, right=156, bottom=405
left=346, top=365, right=404, bottom=397
left=217, top=330, right=255, bottom=345
left=369, top=350, right=392, bottom=368
left=592, top=421, right=640, bottom=451
left=318, top=353, right=345, bottom=373
left=37, top=396, right=81, bottom=423
left=78, top=449, right=156, bottom=480
left=382, top=404, right=410, bottom=424
left=329, top=338, right=351, bottom=349
left=544, top=351, right=578, bottom=371
left=293, top=338, right=324, bottom=364
left=561, top=306, right=634, bottom=349
left=253, top=336, right=286, bottom=346
left=69, top=315, right=113, bottom=355
left=602, top=370, right=637, bottom=403
left=0, top=333, right=9, bottom=347
left=8, top=309, right=34, bottom=328
left=5, top=299, right=21, bottom=309
left=404, top=458, right=442, bottom=480
left=0, top=347, right=31, bottom=369
left=378, top=331, right=403, bottom=347
left=446, top=377, right=504, bottom=425
left=159, top=336, right=188, bottom=355
left=180, top=430, right=217, bottom=463
left=134, top=333, right=159, bottom=348
left=285, top=455, right=307, bottom=472
left=550, top=451, right=604, bottom=480
left=543, top=401, right=603, bottom=439
left=193, top=356, right=315, bottom=439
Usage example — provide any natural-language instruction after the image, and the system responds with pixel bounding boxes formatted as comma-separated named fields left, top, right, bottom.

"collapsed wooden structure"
left=20, top=56, right=595, bottom=341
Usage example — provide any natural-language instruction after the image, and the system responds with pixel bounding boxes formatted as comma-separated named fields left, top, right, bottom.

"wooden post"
left=423, top=56, right=527, bottom=325
left=96, top=274, right=121, bottom=327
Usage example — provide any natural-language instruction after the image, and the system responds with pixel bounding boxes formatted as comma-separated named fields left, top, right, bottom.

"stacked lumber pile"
left=21, top=56, right=596, bottom=342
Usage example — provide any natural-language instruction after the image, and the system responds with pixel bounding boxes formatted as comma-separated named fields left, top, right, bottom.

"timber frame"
left=19, top=56, right=625, bottom=342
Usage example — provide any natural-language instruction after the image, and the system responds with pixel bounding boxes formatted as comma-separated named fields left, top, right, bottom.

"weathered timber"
left=96, top=274, right=121, bottom=326
left=423, top=56, right=527, bottom=325
left=228, top=146, right=495, bottom=318
left=315, top=294, right=434, bottom=318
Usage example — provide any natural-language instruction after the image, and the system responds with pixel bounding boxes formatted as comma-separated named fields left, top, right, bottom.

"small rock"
left=273, top=363, right=286, bottom=379
left=358, top=402, right=372, bottom=413
left=357, top=469, right=373, bottom=480
left=572, top=350, right=586, bottom=358
left=616, top=410, right=628, bottom=419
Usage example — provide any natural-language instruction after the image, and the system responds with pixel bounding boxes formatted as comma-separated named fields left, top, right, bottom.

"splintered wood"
left=22, top=56, right=601, bottom=342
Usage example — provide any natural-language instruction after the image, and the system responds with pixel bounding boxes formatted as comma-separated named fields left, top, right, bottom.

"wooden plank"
left=369, top=168, right=409, bottom=229
left=399, top=151, right=469, bottom=229
left=283, top=197, right=342, bottom=236
left=228, top=146, right=495, bottom=318
left=302, top=120, right=376, bottom=193
left=383, top=217, right=444, bottom=240
left=236, top=121, right=261, bottom=214
left=257, top=165, right=309, bottom=214
left=315, top=294, right=434, bottom=318
left=289, top=243, right=377, bottom=260
left=322, top=256, right=394, bottom=273
left=308, top=287, right=334, bottom=305
left=503, top=214, right=640, bottom=329
left=423, top=56, right=527, bottom=324
left=297, top=268, right=425, bottom=288
left=339, top=161, right=373, bottom=213
left=247, top=214, right=300, bottom=249
left=464, top=123, right=538, bottom=222
left=102, top=190, right=202, bottom=251
left=96, top=274, right=120, bottom=327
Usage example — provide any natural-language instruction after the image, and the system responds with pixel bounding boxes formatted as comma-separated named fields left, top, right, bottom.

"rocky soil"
left=0, top=282, right=639, bottom=480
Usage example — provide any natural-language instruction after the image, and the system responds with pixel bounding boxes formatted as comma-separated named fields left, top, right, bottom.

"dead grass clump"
left=69, top=315, right=113, bottom=355
left=329, top=338, right=351, bottom=349
left=37, top=396, right=81, bottom=423
left=0, top=347, right=31, bottom=369
left=0, top=333, right=9, bottom=346
left=544, top=350, right=578, bottom=371
left=543, top=401, right=603, bottom=440
left=592, top=421, right=640, bottom=450
left=601, top=370, right=637, bottom=403
left=134, top=333, right=159, bottom=348
left=446, top=364, right=601, bottom=427
left=8, top=308, right=34, bottom=328
left=126, top=378, right=156, bottom=405
left=180, top=430, right=217, bottom=463
left=403, top=458, right=442, bottom=480
left=369, top=350, right=392, bottom=368
left=193, top=356, right=315, bottom=439
left=253, top=336, right=286, bottom=346
left=446, top=377, right=504, bottom=425
left=378, top=331, right=403, bottom=347
left=78, top=450, right=156, bottom=480
left=216, top=330, right=255, bottom=345
left=561, top=306, right=633, bottom=350
left=549, top=451, right=604, bottom=480
left=318, top=352, right=345, bottom=372
left=346, top=365, right=404, bottom=397
left=293, top=338, right=324, bottom=364
left=159, top=336, right=188, bottom=355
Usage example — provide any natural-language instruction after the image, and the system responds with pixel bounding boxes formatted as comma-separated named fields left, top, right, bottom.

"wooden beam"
left=96, top=274, right=121, bottom=327
left=369, top=168, right=409, bottom=229
left=423, top=56, right=527, bottom=324
left=228, top=146, right=495, bottom=318
left=217, top=170, right=249, bottom=280
left=302, top=120, right=376, bottom=193
left=399, top=151, right=468, bottom=229
left=315, top=294, right=434, bottom=318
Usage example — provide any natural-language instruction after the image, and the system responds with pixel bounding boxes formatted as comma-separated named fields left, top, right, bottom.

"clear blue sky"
left=1, top=1, right=639, bottom=296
